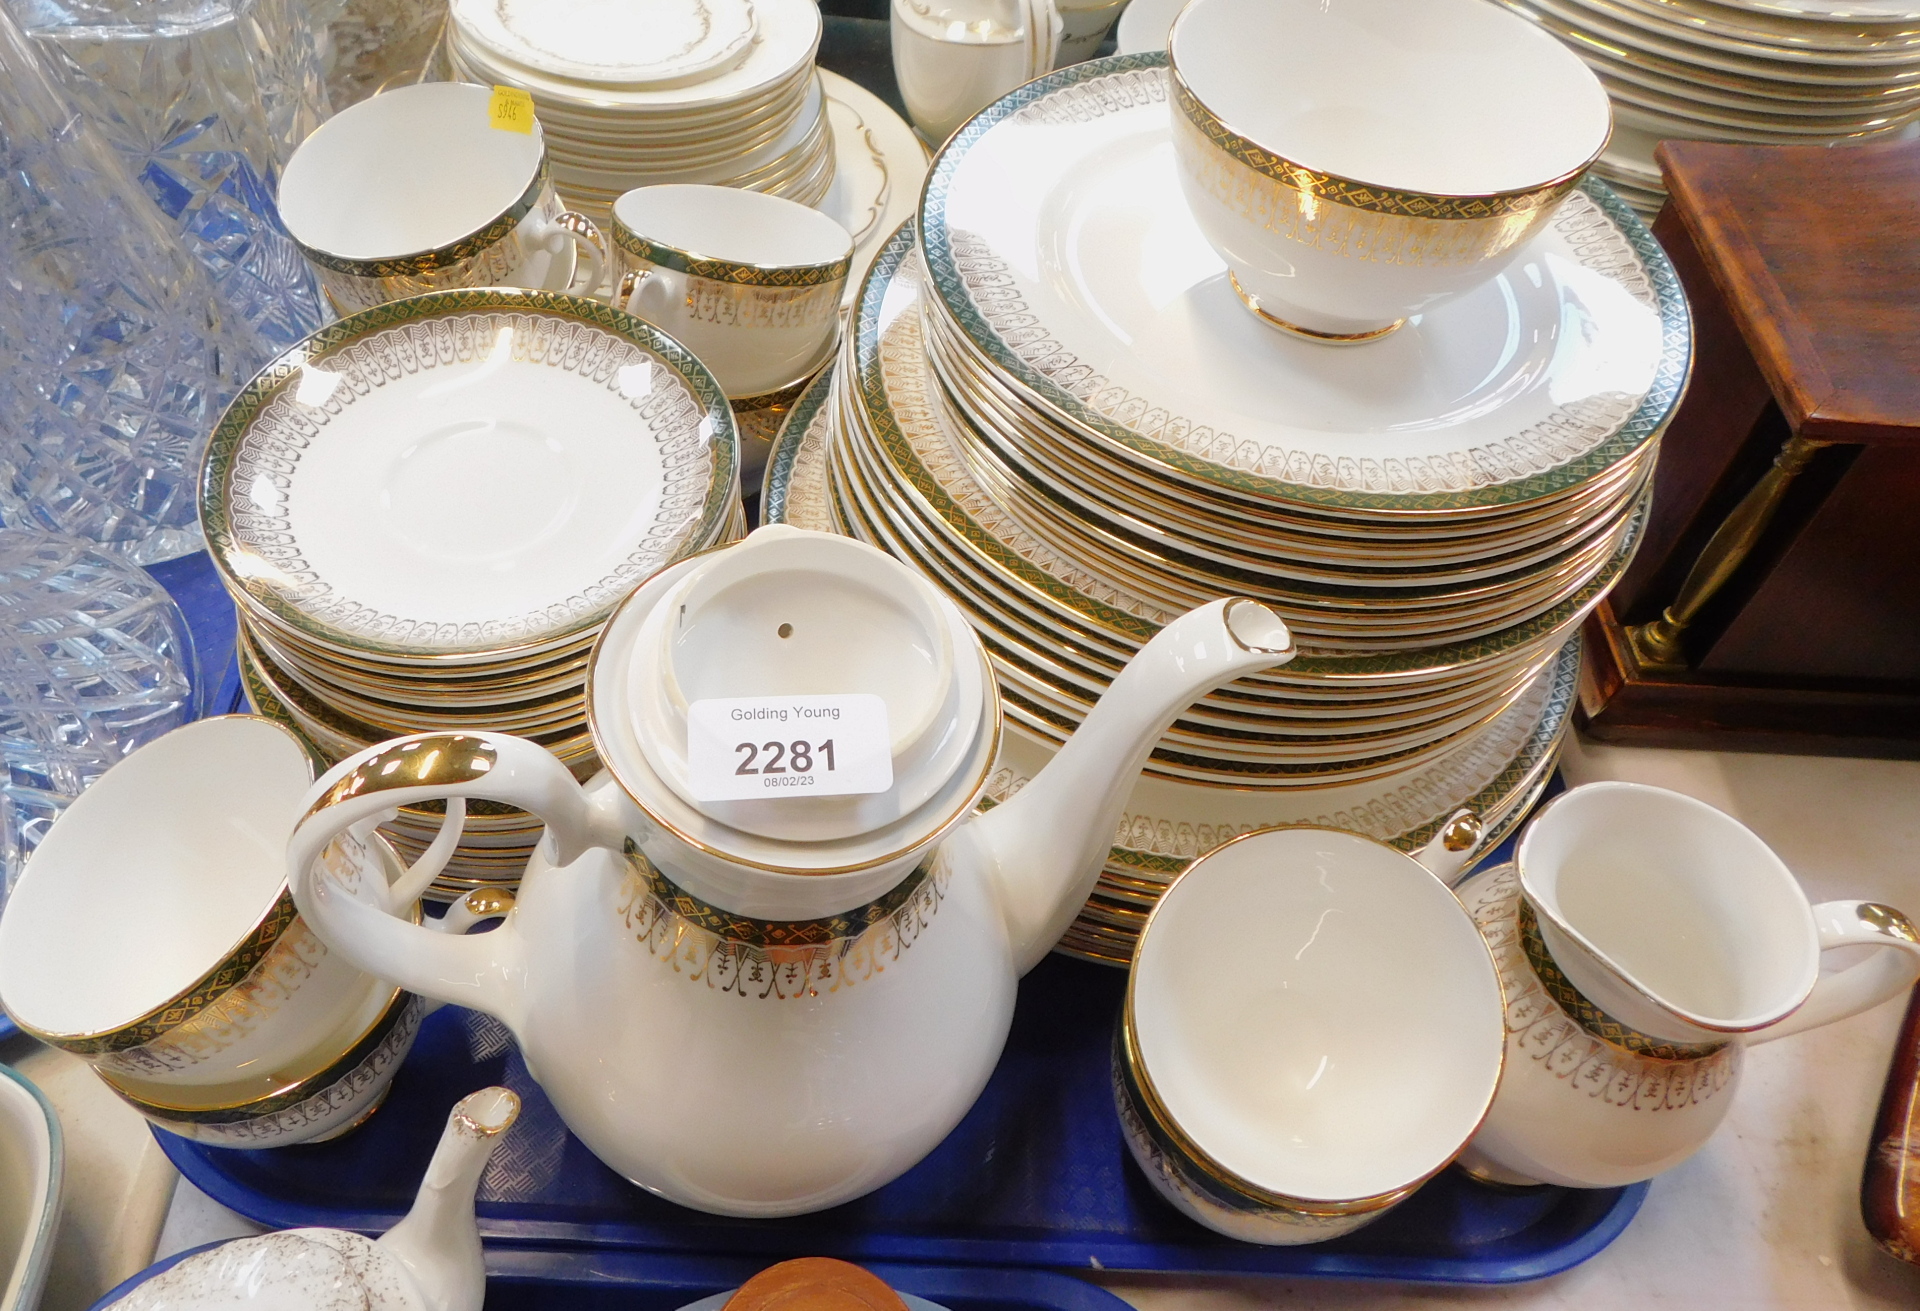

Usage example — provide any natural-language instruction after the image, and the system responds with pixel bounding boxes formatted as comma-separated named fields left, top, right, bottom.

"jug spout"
left=378, top=1086, right=520, bottom=1311
left=964, top=598, right=1295, bottom=973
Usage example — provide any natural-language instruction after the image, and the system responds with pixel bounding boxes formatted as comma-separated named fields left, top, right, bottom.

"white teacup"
left=891, top=0, right=1060, bottom=145
left=611, top=185, right=852, bottom=402
left=280, top=82, right=607, bottom=316
left=1117, top=826, right=1505, bottom=1244
left=0, top=717, right=400, bottom=1090
left=1167, top=0, right=1611, bottom=343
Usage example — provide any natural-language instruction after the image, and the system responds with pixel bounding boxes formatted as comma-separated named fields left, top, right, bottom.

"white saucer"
left=203, top=291, right=737, bottom=658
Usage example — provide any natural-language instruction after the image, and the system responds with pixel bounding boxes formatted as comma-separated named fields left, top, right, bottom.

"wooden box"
left=1579, top=138, right=1920, bottom=757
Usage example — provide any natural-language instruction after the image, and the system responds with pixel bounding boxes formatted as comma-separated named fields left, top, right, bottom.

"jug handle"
left=287, top=732, right=602, bottom=1033
left=1754, top=901, right=1920, bottom=1044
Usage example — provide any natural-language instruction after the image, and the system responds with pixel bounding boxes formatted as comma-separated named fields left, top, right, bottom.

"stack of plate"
left=770, top=54, right=1691, bottom=961
left=1495, top=0, right=1920, bottom=213
left=447, top=0, right=833, bottom=226
left=202, top=288, right=743, bottom=898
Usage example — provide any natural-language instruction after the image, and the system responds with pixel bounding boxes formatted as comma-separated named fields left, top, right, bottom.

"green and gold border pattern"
left=916, top=52, right=1690, bottom=516
left=18, top=889, right=299, bottom=1056
left=851, top=220, right=1649, bottom=681
left=199, top=287, right=739, bottom=661
left=1517, top=900, right=1727, bottom=1061
left=1165, top=67, right=1592, bottom=223
left=294, top=158, right=554, bottom=278
left=613, top=221, right=852, bottom=288
left=762, top=366, right=836, bottom=519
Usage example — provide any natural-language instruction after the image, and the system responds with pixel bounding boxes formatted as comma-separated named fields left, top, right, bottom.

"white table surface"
left=28, top=733, right=1920, bottom=1308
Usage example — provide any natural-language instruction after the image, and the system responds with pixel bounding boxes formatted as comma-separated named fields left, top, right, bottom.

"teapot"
left=1454, top=782, right=1920, bottom=1190
left=108, top=1086, right=519, bottom=1311
left=287, top=526, right=1307, bottom=1217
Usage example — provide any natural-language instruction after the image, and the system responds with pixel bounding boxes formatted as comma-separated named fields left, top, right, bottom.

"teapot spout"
left=378, top=1086, right=520, bottom=1311
left=963, top=598, right=1295, bottom=972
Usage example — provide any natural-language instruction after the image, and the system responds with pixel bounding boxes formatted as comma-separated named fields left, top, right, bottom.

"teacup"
left=891, top=0, right=1059, bottom=145
left=1116, top=826, right=1505, bottom=1244
left=1166, top=0, right=1611, bottom=343
left=91, top=887, right=510, bottom=1149
left=611, top=185, right=852, bottom=402
left=0, top=717, right=401, bottom=1091
left=1456, top=782, right=1920, bottom=1189
left=279, top=82, right=607, bottom=316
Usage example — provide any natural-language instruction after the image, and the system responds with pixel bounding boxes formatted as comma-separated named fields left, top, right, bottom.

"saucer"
left=453, top=0, right=760, bottom=90
left=202, top=289, right=737, bottom=660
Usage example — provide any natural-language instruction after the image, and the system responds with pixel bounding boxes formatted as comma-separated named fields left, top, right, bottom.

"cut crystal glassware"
left=0, top=529, right=197, bottom=906
left=0, top=5, right=250, bottom=561
left=12, top=0, right=331, bottom=357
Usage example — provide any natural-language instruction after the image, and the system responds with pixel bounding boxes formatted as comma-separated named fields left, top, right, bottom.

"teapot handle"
left=287, top=732, right=602, bottom=1033
left=1754, top=901, right=1920, bottom=1044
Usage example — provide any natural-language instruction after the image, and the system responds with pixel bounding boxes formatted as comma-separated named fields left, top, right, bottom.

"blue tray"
left=158, top=937, right=1644, bottom=1284
left=95, top=1246, right=1138, bottom=1311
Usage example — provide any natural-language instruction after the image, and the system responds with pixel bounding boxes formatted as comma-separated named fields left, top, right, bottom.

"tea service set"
left=8, top=0, right=1920, bottom=1288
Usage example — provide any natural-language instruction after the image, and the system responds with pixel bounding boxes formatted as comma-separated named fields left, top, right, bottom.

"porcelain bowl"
left=1115, top=826, right=1505, bottom=1243
left=1166, top=0, right=1611, bottom=342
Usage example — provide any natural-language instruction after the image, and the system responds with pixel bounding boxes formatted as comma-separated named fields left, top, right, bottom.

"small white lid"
left=627, top=527, right=986, bottom=841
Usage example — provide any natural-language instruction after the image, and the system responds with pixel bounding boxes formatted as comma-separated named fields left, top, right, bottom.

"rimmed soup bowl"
left=1166, top=0, right=1611, bottom=343
left=1116, top=825, right=1506, bottom=1243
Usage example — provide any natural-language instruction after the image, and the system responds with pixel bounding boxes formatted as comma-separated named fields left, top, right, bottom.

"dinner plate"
left=201, top=288, right=737, bottom=660
left=452, top=0, right=760, bottom=89
left=1566, top=0, right=1920, bottom=60
left=1512, top=0, right=1920, bottom=79
left=448, top=0, right=820, bottom=112
left=818, top=70, right=930, bottom=310
left=766, top=412, right=1578, bottom=947
left=846, top=223, right=1647, bottom=685
left=918, top=55, right=1688, bottom=518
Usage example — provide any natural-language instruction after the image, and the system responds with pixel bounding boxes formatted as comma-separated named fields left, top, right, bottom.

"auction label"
left=686, top=694, right=893, bottom=801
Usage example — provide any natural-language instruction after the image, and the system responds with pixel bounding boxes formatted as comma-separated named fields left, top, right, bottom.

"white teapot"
left=287, top=527, right=1305, bottom=1217
left=110, top=1087, right=519, bottom=1311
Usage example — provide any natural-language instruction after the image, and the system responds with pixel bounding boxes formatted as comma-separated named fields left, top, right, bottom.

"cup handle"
left=286, top=732, right=603, bottom=1033
left=1413, top=808, right=1485, bottom=887
left=616, top=266, right=673, bottom=323
left=539, top=210, right=607, bottom=297
left=1753, top=901, right=1920, bottom=1044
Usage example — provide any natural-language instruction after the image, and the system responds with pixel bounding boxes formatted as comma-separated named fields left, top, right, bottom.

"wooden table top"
left=1657, top=137, right=1920, bottom=446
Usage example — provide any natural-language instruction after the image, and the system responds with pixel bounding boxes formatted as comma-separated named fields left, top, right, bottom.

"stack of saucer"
left=446, top=0, right=833, bottom=227
left=201, top=288, right=743, bottom=897
left=777, top=54, right=1692, bottom=960
left=1496, top=0, right=1920, bottom=213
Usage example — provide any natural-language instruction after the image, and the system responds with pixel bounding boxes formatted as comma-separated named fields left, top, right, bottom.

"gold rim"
left=1227, top=273, right=1406, bottom=344
left=1164, top=60, right=1608, bottom=221
left=584, top=552, right=1008, bottom=878
left=98, top=985, right=416, bottom=1119
left=1122, top=823, right=1507, bottom=1206
left=293, top=155, right=554, bottom=278
left=10, top=716, right=319, bottom=1054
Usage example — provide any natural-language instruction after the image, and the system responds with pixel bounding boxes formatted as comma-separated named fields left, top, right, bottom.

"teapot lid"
left=619, top=526, right=988, bottom=842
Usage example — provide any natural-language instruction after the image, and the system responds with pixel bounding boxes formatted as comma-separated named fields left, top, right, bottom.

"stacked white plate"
left=201, top=289, right=744, bottom=897
left=1496, top=0, right=1920, bottom=213
left=447, top=0, right=834, bottom=226
left=766, top=54, right=1694, bottom=961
